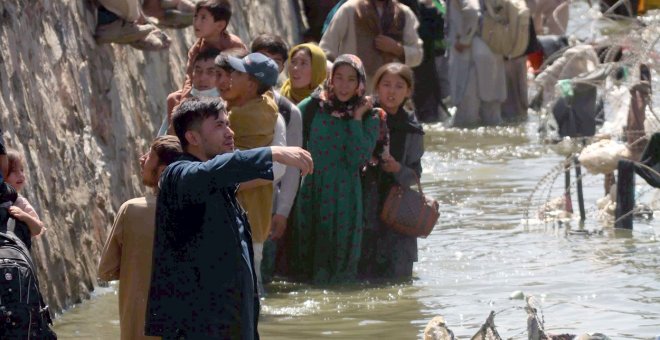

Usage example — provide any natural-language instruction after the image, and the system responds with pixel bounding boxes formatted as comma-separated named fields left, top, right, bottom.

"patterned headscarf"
left=311, top=54, right=368, bottom=119
left=280, top=43, right=327, bottom=104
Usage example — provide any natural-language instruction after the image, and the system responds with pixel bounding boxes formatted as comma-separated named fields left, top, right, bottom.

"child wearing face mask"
left=5, top=149, right=45, bottom=244
left=165, top=48, right=222, bottom=135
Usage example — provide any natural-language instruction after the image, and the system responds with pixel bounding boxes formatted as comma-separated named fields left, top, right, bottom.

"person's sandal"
left=129, top=30, right=171, bottom=51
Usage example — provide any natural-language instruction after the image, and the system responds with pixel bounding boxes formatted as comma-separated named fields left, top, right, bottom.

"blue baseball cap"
left=226, top=52, right=279, bottom=88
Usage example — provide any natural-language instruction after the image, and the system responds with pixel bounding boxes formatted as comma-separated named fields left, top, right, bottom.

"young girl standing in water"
left=360, top=63, right=425, bottom=281
left=287, top=54, right=380, bottom=284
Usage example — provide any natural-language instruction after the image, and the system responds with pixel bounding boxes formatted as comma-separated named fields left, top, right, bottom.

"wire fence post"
left=564, top=158, right=574, bottom=213
left=615, top=160, right=635, bottom=229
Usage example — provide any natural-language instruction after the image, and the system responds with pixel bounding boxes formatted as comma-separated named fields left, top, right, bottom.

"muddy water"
left=53, top=3, right=659, bottom=339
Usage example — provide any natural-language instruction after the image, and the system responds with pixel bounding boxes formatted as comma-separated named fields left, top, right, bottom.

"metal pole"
left=615, top=160, right=635, bottom=229
left=574, top=156, right=586, bottom=221
left=564, top=159, right=573, bottom=213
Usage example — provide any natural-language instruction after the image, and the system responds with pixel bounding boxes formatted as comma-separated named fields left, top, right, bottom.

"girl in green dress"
left=288, top=54, right=381, bottom=284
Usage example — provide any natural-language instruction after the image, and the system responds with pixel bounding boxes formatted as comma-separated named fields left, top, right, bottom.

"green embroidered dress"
left=289, top=97, right=380, bottom=284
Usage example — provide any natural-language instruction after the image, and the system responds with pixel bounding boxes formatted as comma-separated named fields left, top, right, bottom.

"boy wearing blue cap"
left=222, top=53, right=286, bottom=294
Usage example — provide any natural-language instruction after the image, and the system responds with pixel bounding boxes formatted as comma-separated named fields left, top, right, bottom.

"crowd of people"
left=0, top=0, right=586, bottom=338
left=0, top=0, right=655, bottom=337
left=93, top=0, right=439, bottom=337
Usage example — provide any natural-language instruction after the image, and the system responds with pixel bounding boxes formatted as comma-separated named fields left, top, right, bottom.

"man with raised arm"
left=144, top=97, right=312, bottom=340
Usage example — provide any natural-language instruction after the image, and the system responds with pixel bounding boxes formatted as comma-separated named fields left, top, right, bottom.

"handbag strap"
left=413, top=174, right=424, bottom=194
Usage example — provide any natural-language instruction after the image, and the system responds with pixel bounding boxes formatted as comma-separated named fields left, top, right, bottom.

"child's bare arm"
left=8, top=206, right=44, bottom=237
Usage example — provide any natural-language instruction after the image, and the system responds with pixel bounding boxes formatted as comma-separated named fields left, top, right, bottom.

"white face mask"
left=191, top=87, right=220, bottom=98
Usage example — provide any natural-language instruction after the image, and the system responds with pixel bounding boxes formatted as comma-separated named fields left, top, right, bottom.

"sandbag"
left=578, top=139, right=630, bottom=174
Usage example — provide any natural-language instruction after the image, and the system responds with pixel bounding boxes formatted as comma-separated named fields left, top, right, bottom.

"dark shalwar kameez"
left=145, top=148, right=274, bottom=340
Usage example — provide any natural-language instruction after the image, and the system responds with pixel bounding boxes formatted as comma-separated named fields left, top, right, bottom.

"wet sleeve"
left=345, top=111, right=381, bottom=168
left=394, top=133, right=425, bottom=187
left=98, top=202, right=128, bottom=281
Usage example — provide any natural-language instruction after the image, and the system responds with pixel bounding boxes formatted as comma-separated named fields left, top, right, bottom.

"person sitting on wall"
left=94, top=0, right=171, bottom=50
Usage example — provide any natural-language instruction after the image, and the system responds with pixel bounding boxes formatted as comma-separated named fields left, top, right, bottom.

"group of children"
left=152, top=0, right=427, bottom=288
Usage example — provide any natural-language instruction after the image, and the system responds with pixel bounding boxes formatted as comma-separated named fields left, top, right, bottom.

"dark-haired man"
left=145, top=97, right=312, bottom=339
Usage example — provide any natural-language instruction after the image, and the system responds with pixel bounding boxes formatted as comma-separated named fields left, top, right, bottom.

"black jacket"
left=145, top=148, right=274, bottom=339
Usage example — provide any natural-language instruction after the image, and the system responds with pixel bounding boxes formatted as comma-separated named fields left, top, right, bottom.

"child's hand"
left=353, top=96, right=373, bottom=121
left=8, top=206, right=28, bottom=222
left=190, top=38, right=204, bottom=56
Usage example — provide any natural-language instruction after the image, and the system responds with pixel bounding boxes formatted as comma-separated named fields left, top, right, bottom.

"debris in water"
left=538, top=196, right=573, bottom=221
left=423, top=316, right=455, bottom=340
left=509, top=290, right=525, bottom=300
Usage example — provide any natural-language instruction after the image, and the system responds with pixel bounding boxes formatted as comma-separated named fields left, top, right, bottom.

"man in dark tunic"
left=144, top=97, right=313, bottom=339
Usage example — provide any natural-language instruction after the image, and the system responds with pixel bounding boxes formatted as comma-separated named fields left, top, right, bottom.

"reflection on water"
left=53, top=3, right=659, bottom=339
